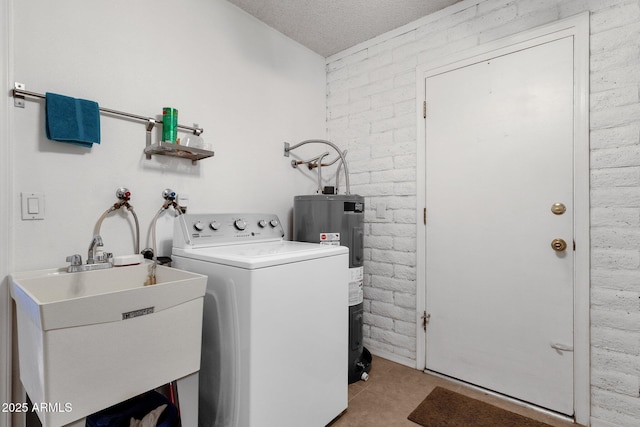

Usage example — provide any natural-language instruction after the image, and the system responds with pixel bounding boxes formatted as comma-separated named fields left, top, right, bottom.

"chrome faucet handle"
left=66, top=254, right=83, bottom=266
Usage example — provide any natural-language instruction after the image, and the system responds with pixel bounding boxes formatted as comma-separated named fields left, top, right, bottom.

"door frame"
left=415, top=13, right=590, bottom=425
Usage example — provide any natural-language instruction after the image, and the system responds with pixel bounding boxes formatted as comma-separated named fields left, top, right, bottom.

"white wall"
left=0, top=0, right=12, bottom=425
left=3, top=0, right=325, bottom=425
left=10, top=0, right=326, bottom=271
left=325, top=0, right=640, bottom=426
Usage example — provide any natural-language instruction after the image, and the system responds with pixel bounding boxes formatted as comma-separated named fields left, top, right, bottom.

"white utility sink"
left=10, top=262, right=206, bottom=427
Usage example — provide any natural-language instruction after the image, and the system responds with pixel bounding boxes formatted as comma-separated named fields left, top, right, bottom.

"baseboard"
left=366, top=345, right=417, bottom=370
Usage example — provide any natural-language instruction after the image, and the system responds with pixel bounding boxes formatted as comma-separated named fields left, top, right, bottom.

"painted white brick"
left=591, top=86, right=640, bottom=111
left=591, top=44, right=640, bottom=74
left=394, top=236, right=417, bottom=252
left=591, top=227, right=640, bottom=249
left=351, top=182, right=396, bottom=196
left=394, top=264, right=416, bottom=281
left=331, top=71, right=371, bottom=93
left=348, top=172, right=370, bottom=186
left=468, top=3, right=519, bottom=33
left=350, top=78, right=394, bottom=101
left=394, top=154, right=416, bottom=169
left=371, top=168, right=414, bottom=183
left=363, top=312, right=394, bottom=330
left=364, top=286, right=394, bottom=304
left=371, top=275, right=415, bottom=294
left=370, top=301, right=415, bottom=322
left=592, top=347, right=640, bottom=376
left=417, top=36, right=479, bottom=65
left=591, top=101, right=640, bottom=129
left=362, top=130, right=393, bottom=150
left=591, top=2, right=640, bottom=33
left=591, top=207, right=640, bottom=227
left=592, top=308, right=640, bottom=333
left=592, top=268, right=640, bottom=292
left=349, top=157, right=393, bottom=174
left=590, top=123, right=640, bottom=149
left=592, top=325, right=640, bottom=355
left=392, top=38, right=428, bottom=62
left=326, top=48, right=368, bottom=72
left=327, top=122, right=370, bottom=141
left=394, top=292, right=416, bottom=309
left=394, top=181, right=416, bottom=196
left=393, top=209, right=416, bottom=224
left=348, top=51, right=393, bottom=78
left=592, top=248, right=640, bottom=269
left=367, top=30, right=416, bottom=58
left=371, top=85, right=415, bottom=109
left=591, top=21, right=640, bottom=58
left=370, top=326, right=417, bottom=351
left=371, top=249, right=416, bottom=266
left=592, top=146, right=640, bottom=169
left=591, top=388, right=640, bottom=420
left=592, top=287, right=640, bottom=313
left=591, top=410, right=640, bottom=427
left=366, top=261, right=394, bottom=278
left=351, top=105, right=393, bottom=127
left=515, top=0, right=559, bottom=16
left=369, top=56, right=418, bottom=84
left=370, top=223, right=416, bottom=237
left=384, top=195, right=417, bottom=210
left=592, top=188, right=640, bottom=209
left=591, top=167, right=640, bottom=188
left=559, top=0, right=632, bottom=17
left=416, top=5, right=478, bottom=38
left=365, top=235, right=393, bottom=250
left=394, top=319, right=417, bottom=337
left=363, top=337, right=395, bottom=355
left=478, top=7, right=559, bottom=44
left=393, top=125, right=418, bottom=145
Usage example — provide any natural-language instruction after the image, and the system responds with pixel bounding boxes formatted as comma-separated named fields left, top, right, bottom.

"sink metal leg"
left=175, top=372, right=199, bottom=427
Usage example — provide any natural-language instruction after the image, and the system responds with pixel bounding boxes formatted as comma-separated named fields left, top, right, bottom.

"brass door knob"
left=551, top=238, right=567, bottom=252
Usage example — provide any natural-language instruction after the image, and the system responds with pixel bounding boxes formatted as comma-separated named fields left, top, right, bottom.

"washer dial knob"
left=210, top=221, right=220, bottom=231
left=269, top=219, right=279, bottom=227
left=258, top=219, right=267, bottom=228
left=234, top=219, right=247, bottom=231
left=194, top=221, right=205, bottom=232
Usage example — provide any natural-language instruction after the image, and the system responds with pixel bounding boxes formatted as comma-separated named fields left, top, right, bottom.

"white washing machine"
left=172, top=213, right=348, bottom=427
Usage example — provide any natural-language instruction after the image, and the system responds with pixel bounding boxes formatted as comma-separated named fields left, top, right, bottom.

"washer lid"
left=172, top=240, right=348, bottom=269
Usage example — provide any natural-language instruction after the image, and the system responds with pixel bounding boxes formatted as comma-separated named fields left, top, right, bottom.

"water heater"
left=293, top=194, right=372, bottom=383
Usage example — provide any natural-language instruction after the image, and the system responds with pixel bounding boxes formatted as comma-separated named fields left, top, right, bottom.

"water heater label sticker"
left=349, top=267, right=364, bottom=306
left=319, top=232, right=340, bottom=245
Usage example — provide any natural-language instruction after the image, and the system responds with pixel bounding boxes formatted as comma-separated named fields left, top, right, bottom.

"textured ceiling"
left=226, top=0, right=462, bottom=57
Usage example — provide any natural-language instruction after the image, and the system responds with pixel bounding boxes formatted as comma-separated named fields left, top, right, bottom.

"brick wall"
left=325, top=0, right=640, bottom=425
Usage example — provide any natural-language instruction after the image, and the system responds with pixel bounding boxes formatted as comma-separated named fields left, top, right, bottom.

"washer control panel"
left=173, top=213, right=284, bottom=248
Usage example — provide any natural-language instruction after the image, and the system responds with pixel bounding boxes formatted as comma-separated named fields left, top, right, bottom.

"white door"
left=424, top=37, right=574, bottom=415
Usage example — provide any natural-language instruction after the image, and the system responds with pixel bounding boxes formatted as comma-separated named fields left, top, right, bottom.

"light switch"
left=28, top=197, right=39, bottom=214
left=21, top=192, right=45, bottom=220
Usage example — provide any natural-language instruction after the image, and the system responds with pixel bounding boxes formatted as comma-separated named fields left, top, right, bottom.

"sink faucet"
left=87, top=235, right=104, bottom=264
left=65, top=235, right=113, bottom=272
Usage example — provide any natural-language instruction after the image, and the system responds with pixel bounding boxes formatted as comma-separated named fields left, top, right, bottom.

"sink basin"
left=10, top=262, right=206, bottom=427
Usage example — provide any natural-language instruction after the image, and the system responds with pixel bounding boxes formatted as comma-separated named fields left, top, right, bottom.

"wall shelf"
left=144, top=141, right=214, bottom=165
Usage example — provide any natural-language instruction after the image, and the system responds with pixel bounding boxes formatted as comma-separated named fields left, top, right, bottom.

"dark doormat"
left=408, top=387, right=555, bottom=427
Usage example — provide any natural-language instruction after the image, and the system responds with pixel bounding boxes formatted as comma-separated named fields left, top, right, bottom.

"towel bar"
left=11, top=82, right=204, bottom=136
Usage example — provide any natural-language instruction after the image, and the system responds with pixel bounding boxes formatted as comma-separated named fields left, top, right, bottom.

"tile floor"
left=329, top=356, right=580, bottom=427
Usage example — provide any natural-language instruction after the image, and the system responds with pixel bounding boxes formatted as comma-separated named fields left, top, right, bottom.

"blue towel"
left=45, top=92, right=101, bottom=147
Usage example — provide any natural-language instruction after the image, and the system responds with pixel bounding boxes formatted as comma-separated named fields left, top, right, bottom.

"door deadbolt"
left=551, top=203, right=566, bottom=215
left=551, top=238, right=567, bottom=252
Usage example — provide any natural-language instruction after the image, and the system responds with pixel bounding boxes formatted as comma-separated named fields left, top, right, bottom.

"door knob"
left=551, top=238, right=567, bottom=252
